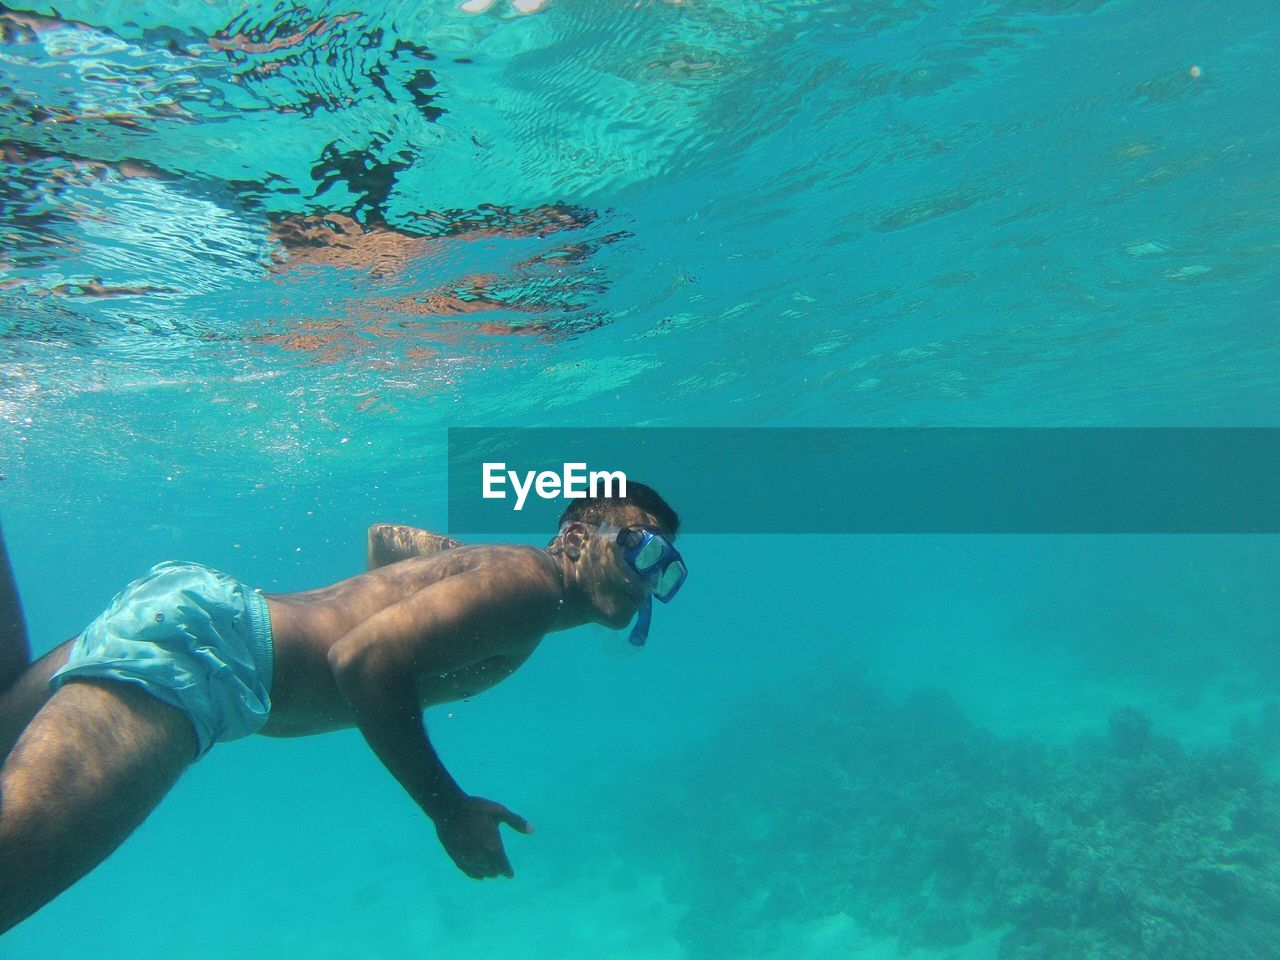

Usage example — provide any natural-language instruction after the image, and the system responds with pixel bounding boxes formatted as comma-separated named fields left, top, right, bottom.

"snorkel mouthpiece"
left=629, top=594, right=653, bottom=647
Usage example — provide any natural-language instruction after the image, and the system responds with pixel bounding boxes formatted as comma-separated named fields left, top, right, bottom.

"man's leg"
left=0, top=639, right=73, bottom=764
left=0, top=679, right=196, bottom=933
left=0, top=524, right=30, bottom=694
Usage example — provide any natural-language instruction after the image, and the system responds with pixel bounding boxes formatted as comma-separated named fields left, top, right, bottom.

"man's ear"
left=558, top=522, right=591, bottom=560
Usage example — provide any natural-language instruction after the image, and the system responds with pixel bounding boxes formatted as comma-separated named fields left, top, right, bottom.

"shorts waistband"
left=244, top=587, right=274, bottom=698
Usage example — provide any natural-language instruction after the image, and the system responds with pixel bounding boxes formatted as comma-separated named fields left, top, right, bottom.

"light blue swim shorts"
left=50, top=560, right=274, bottom=760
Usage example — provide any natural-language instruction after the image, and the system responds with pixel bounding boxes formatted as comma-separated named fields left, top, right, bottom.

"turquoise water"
left=2, top=1, right=1278, bottom=957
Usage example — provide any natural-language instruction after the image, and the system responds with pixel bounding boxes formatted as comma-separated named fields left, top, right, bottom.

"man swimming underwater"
left=0, top=483, right=685, bottom=933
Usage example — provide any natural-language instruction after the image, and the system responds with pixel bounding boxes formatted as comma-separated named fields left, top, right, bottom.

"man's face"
left=576, top=505, right=671, bottom=627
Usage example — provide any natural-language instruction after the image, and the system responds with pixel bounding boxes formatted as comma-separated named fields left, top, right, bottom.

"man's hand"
left=433, top=795, right=534, bottom=879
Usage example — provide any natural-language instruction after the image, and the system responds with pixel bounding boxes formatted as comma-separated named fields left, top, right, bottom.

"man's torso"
left=260, top=544, right=560, bottom=737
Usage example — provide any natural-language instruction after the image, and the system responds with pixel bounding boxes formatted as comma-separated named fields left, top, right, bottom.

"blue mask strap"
left=629, top=594, right=653, bottom=647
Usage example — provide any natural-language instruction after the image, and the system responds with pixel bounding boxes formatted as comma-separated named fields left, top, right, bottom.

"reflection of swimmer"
left=251, top=279, right=558, bottom=365
left=209, top=12, right=359, bottom=55
left=253, top=260, right=615, bottom=364
left=267, top=205, right=596, bottom=278
left=0, top=486, right=686, bottom=930
left=260, top=205, right=611, bottom=358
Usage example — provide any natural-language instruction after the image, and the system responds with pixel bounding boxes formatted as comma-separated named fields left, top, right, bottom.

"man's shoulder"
left=466, top=543, right=559, bottom=587
left=439, top=545, right=563, bottom=619
left=388, top=543, right=558, bottom=596
left=380, top=547, right=560, bottom=650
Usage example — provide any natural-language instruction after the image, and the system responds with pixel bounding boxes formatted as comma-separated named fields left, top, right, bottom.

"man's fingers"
left=454, top=843, right=507, bottom=880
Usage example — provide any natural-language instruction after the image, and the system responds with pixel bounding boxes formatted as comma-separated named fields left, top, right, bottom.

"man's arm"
left=328, top=617, right=466, bottom=819
left=327, top=568, right=548, bottom=877
left=366, top=523, right=462, bottom=571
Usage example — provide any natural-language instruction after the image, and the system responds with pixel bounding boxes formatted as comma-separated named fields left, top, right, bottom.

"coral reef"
left=633, top=675, right=1280, bottom=959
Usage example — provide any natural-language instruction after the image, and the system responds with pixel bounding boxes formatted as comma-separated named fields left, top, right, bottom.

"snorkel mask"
left=592, top=522, right=687, bottom=646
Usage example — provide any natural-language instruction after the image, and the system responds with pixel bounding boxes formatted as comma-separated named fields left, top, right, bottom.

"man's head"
left=556, top=480, right=679, bottom=539
left=550, top=481, right=681, bottom=628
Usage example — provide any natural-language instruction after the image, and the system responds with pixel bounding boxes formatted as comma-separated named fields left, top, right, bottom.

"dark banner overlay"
left=447, top=428, right=1279, bottom=534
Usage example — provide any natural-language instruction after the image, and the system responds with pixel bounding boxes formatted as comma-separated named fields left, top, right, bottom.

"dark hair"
left=557, top=480, right=680, bottom=537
